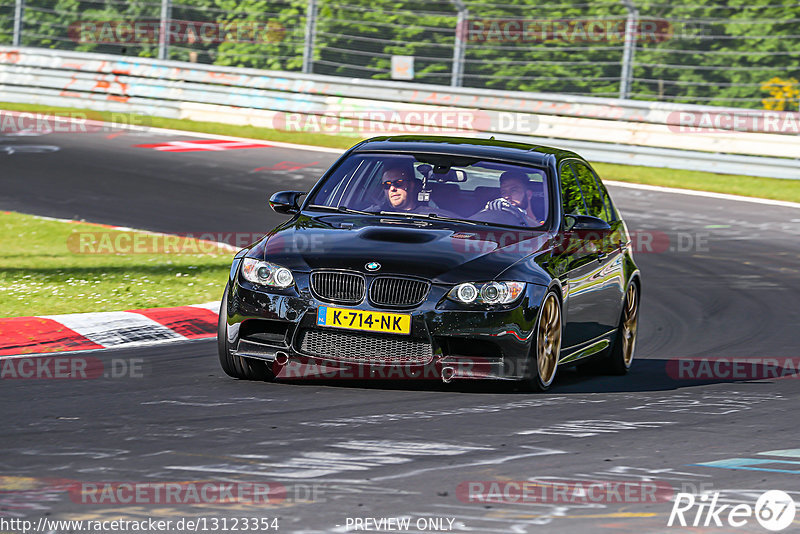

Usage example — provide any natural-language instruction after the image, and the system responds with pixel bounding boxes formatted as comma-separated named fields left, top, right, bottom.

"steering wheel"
left=472, top=207, right=529, bottom=227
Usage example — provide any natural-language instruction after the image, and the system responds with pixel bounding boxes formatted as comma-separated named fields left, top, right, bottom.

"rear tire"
left=217, top=284, right=275, bottom=381
left=519, top=290, right=562, bottom=392
left=584, top=282, right=639, bottom=376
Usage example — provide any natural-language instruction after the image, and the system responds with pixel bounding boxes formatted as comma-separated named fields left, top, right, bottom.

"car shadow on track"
left=273, top=358, right=783, bottom=394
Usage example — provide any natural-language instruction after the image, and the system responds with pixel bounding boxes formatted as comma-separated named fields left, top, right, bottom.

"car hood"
left=253, top=214, right=551, bottom=284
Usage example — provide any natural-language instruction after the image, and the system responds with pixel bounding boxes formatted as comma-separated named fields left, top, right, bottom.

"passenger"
left=483, top=170, right=545, bottom=226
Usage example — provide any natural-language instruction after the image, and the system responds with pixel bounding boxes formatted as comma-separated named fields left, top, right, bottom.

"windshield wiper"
left=378, top=211, right=487, bottom=226
left=308, top=205, right=375, bottom=216
left=310, top=206, right=491, bottom=227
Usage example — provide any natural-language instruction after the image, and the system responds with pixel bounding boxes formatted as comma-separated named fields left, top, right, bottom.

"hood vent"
left=360, top=228, right=437, bottom=244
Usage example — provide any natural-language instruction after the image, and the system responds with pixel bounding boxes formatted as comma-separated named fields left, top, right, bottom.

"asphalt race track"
left=3, top=127, right=800, bottom=533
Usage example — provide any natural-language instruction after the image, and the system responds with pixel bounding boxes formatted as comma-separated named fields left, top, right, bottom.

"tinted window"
left=591, top=167, right=617, bottom=223
left=559, top=162, right=585, bottom=216
left=306, top=153, right=551, bottom=228
left=571, top=161, right=607, bottom=221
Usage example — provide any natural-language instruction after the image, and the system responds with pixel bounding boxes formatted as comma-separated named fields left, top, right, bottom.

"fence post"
left=158, top=0, right=172, bottom=60
left=451, top=0, right=467, bottom=87
left=302, top=0, right=318, bottom=74
left=619, top=0, right=638, bottom=99
left=12, top=0, right=24, bottom=46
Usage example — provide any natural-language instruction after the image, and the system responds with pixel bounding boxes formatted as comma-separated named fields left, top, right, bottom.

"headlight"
left=241, top=258, right=294, bottom=288
left=448, top=281, right=525, bottom=305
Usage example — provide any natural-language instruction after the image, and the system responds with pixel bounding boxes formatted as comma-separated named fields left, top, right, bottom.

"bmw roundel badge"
left=365, top=261, right=381, bottom=272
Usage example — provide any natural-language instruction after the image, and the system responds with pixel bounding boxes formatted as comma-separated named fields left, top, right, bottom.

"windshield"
left=306, top=152, right=550, bottom=228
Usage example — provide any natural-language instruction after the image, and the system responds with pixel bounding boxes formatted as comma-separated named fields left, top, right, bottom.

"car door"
left=558, top=160, right=623, bottom=349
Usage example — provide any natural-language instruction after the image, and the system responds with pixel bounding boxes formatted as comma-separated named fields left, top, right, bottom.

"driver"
left=483, top=170, right=545, bottom=226
left=365, top=163, right=463, bottom=218
left=368, top=165, right=423, bottom=212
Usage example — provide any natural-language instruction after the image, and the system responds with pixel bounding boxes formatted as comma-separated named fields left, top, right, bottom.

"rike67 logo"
left=668, top=490, right=796, bottom=531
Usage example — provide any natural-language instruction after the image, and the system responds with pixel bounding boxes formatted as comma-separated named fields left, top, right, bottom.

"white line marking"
left=605, top=180, right=800, bottom=209
left=7, top=108, right=795, bottom=206
left=191, top=301, right=220, bottom=314
left=39, top=311, right=186, bottom=347
left=136, top=125, right=346, bottom=154
left=370, top=447, right=567, bottom=482
left=0, top=110, right=345, bottom=154
left=167, top=440, right=493, bottom=479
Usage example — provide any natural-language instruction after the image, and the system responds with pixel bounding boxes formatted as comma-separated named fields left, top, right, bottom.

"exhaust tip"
left=275, top=351, right=290, bottom=366
left=441, top=366, right=455, bottom=383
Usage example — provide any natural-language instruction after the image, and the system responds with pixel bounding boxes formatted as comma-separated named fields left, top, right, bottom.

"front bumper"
left=224, top=273, right=547, bottom=381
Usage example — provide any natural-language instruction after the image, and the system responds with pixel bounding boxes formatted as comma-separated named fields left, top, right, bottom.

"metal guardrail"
left=5, top=0, right=800, bottom=108
left=0, top=47, right=798, bottom=179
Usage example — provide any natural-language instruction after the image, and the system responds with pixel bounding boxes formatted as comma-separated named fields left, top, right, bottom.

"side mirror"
left=269, top=191, right=306, bottom=215
left=564, top=214, right=611, bottom=231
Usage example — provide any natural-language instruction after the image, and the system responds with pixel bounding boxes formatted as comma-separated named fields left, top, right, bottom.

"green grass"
left=593, top=162, right=800, bottom=204
left=0, top=211, right=232, bottom=317
left=3, top=102, right=799, bottom=204
left=0, top=101, right=357, bottom=149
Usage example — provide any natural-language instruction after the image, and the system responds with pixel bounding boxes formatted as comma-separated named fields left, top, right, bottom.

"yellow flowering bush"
left=761, top=77, right=800, bottom=111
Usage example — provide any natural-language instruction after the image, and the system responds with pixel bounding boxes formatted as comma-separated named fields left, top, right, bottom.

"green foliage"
left=195, top=0, right=306, bottom=71
left=3, top=0, right=798, bottom=108
left=632, top=0, right=800, bottom=107
left=0, top=1, right=13, bottom=44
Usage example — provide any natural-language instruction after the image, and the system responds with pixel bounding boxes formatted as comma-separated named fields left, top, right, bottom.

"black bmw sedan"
left=217, top=136, right=640, bottom=390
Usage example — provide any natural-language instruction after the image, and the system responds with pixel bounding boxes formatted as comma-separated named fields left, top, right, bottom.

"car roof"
left=350, top=135, right=583, bottom=167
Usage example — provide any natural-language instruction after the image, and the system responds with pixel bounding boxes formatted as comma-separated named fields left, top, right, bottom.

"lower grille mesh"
left=299, top=329, right=433, bottom=365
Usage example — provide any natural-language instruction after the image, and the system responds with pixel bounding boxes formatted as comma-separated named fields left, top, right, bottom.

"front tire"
left=217, top=284, right=275, bottom=381
left=520, top=290, right=562, bottom=391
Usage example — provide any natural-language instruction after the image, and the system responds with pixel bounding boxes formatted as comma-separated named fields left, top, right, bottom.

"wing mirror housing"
left=269, top=191, right=306, bottom=215
left=564, top=214, right=611, bottom=231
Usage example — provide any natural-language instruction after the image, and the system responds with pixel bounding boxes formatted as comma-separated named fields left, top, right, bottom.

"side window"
left=571, top=161, right=607, bottom=221
left=559, top=162, right=586, bottom=216
left=591, top=167, right=618, bottom=223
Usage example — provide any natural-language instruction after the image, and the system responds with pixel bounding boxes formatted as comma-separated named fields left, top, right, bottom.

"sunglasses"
left=382, top=179, right=410, bottom=190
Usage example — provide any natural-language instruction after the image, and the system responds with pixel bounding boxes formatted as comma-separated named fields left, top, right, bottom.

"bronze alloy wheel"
left=598, top=282, right=640, bottom=375
left=536, top=292, right=562, bottom=388
left=621, top=283, right=639, bottom=367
